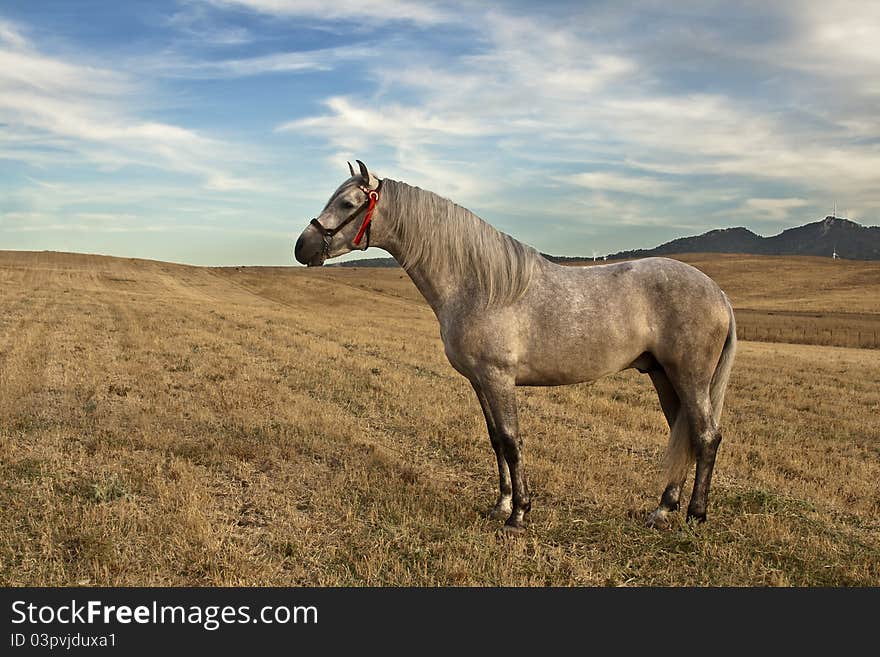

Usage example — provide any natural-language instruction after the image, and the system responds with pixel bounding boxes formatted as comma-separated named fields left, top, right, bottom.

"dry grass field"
left=1, top=250, right=878, bottom=586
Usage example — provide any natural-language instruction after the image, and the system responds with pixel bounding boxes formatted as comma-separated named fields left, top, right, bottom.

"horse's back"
left=539, top=256, right=727, bottom=318
left=623, top=256, right=730, bottom=325
left=558, top=256, right=729, bottom=319
left=504, top=256, right=731, bottom=385
left=574, top=256, right=721, bottom=292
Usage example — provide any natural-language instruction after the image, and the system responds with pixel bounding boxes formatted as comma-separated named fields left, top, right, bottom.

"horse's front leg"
left=472, top=382, right=512, bottom=520
left=478, top=375, right=530, bottom=532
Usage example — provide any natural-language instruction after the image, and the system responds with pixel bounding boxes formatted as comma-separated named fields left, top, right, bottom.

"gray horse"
left=295, top=161, right=736, bottom=532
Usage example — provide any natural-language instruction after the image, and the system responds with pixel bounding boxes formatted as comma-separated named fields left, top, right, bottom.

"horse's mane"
left=382, top=178, right=539, bottom=306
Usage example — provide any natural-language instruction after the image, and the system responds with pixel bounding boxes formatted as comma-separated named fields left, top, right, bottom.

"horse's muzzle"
left=294, top=234, right=308, bottom=264
left=294, top=232, right=326, bottom=267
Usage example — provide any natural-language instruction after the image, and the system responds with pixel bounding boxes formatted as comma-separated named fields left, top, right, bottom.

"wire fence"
left=736, top=324, right=879, bottom=349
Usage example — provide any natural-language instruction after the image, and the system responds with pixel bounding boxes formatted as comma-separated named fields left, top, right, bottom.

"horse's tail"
left=665, top=414, right=693, bottom=487
left=664, top=295, right=736, bottom=485
left=710, top=295, right=737, bottom=426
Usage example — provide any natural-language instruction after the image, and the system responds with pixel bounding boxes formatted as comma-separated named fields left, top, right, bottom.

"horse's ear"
left=356, top=159, right=370, bottom=181
left=347, top=161, right=355, bottom=177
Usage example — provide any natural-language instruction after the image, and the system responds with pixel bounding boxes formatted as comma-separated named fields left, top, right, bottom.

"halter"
left=310, top=180, right=382, bottom=258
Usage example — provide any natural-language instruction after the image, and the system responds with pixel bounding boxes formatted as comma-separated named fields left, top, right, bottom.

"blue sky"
left=1, top=0, right=878, bottom=265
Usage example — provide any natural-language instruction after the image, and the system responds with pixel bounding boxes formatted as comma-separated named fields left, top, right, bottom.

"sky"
left=1, top=0, right=879, bottom=266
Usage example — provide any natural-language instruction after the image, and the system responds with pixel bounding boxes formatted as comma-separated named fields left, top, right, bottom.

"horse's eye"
left=340, top=199, right=355, bottom=209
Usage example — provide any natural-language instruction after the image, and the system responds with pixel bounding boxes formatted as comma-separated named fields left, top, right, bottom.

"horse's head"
left=294, top=160, right=381, bottom=267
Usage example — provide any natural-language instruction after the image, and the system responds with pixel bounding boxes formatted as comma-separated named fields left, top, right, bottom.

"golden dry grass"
left=1, top=250, right=878, bottom=586
left=678, top=254, right=880, bottom=348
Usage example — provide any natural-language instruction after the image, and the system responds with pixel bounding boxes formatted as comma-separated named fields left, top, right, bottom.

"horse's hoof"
left=645, top=508, right=671, bottom=530
left=502, top=517, right=527, bottom=535
left=686, top=510, right=707, bottom=524
left=488, top=505, right=512, bottom=521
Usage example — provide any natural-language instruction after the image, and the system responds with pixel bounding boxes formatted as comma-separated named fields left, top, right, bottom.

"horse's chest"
left=438, top=316, right=519, bottom=378
left=440, top=326, right=481, bottom=377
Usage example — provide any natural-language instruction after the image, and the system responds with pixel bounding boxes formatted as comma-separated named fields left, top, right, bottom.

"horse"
left=294, top=160, right=736, bottom=532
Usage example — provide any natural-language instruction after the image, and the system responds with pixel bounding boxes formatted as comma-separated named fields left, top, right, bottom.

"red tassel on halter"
left=353, top=190, right=379, bottom=246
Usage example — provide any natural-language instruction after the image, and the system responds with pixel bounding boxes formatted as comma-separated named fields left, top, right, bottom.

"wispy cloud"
left=743, top=197, right=812, bottom=221
left=205, top=0, right=454, bottom=26
left=147, top=45, right=372, bottom=79
left=756, top=1, right=880, bottom=84
left=278, top=96, right=491, bottom=141
left=166, top=5, right=254, bottom=45
left=563, top=171, right=678, bottom=198
left=0, top=18, right=27, bottom=49
left=0, top=23, right=268, bottom=192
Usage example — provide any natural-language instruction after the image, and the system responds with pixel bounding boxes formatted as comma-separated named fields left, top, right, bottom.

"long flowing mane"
left=382, top=179, right=541, bottom=305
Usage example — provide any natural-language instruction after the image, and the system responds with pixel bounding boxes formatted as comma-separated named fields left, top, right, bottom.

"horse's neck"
left=378, top=229, right=459, bottom=316
left=398, top=256, right=455, bottom=316
left=372, top=184, right=466, bottom=315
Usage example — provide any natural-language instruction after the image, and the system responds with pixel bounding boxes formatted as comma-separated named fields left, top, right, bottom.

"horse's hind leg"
left=471, top=382, right=513, bottom=520
left=675, top=382, right=722, bottom=524
left=646, top=368, right=689, bottom=529
left=685, top=404, right=722, bottom=523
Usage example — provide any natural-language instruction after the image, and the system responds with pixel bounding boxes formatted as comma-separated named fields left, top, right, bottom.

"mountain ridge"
left=606, top=216, right=880, bottom=261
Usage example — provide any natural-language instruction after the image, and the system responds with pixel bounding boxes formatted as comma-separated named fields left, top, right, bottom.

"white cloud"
left=206, top=0, right=453, bottom=26
left=277, top=96, right=502, bottom=198
left=0, top=33, right=269, bottom=192
left=166, top=6, right=254, bottom=45
left=0, top=19, right=28, bottom=49
left=563, top=171, right=677, bottom=197
left=0, top=49, right=129, bottom=96
left=278, top=96, right=490, bottom=140
left=536, top=189, right=701, bottom=230
left=147, top=45, right=371, bottom=79
left=0, top=211, right=46, bottom=224
left=771, top=1, right=880, bottom=82
left=744, top=197, right=811, bottom=220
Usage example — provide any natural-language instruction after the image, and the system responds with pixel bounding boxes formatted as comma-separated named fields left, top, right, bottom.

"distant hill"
left=607, top=216, right=880, bottom=261
left=328, top=216, right=880, bottom=267
left=332, top=257, right=399, bottom=268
